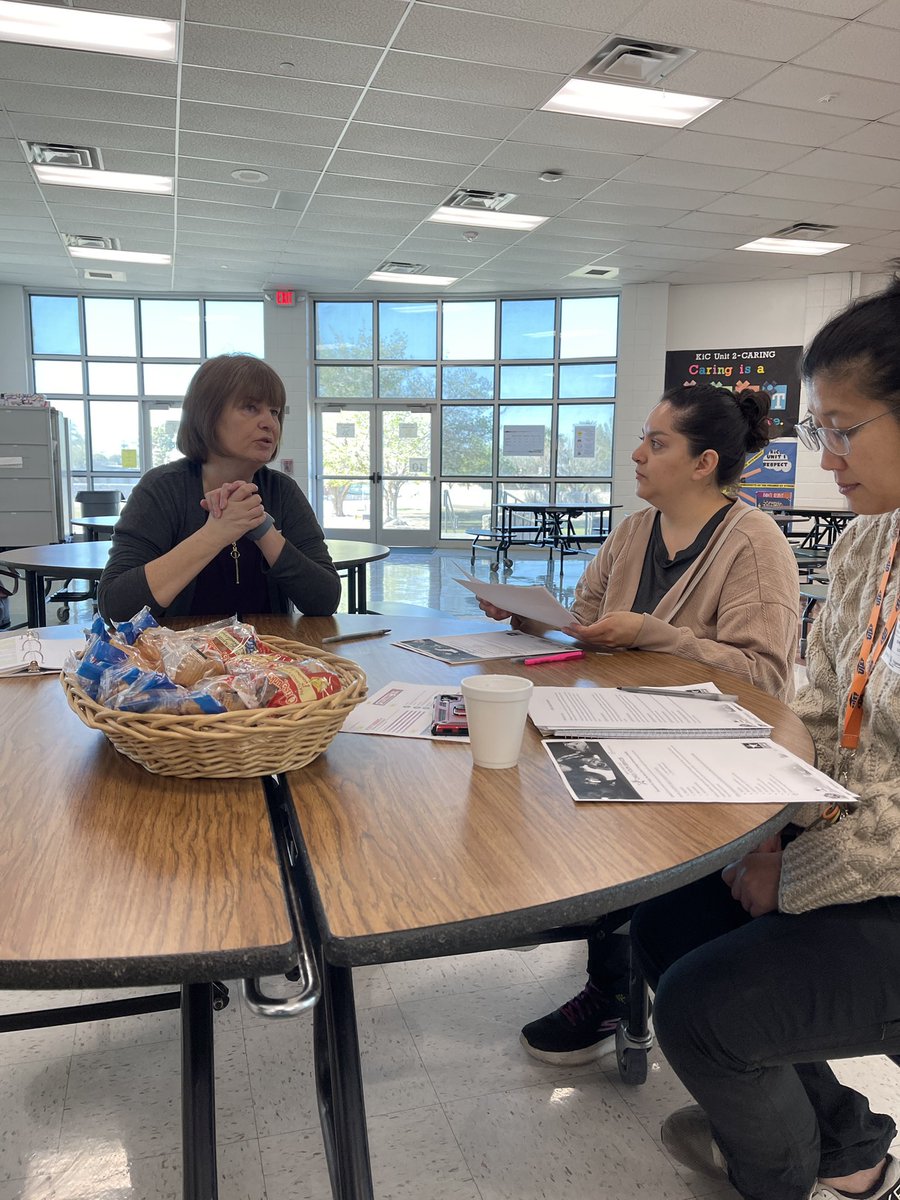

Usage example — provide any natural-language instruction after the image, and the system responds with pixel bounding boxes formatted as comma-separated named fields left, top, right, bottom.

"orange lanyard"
left=841, top=534, right=900, bottom=751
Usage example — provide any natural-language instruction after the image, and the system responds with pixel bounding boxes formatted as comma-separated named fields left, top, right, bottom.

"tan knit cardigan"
left=782, top=510, right=900, bottom=913
left=571, top=502, right=799, bottom=703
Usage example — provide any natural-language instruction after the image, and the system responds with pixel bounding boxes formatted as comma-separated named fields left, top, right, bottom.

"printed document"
left=452, top=563, right=574, bottom=628
left=529, top=684, right=771, bottom=738
left=395, top=629, right=569, bottom=664
left=341, top=681, right=470, bottom=741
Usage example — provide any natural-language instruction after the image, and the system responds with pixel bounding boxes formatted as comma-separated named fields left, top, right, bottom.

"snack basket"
left=61, top=635, right=367, bottom=778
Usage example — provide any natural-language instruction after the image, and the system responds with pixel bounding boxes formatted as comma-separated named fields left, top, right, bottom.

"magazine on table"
left=544, top=737, right=858, bottom=805
left=394, top=628, right=570, bottom=665
left=341, top=681, right=470, bottom=741
left=528, top=682, right=773, bottom=738
left=452, top=563, right=575, bottom=629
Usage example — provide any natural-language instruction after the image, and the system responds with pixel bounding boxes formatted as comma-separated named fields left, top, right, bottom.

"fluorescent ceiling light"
left=34, top=165, right=174, bottom=195
left=428, top=207, right=547, bottom=231
left=367, top=271, right=458, bottom=286
left=0, top=0, right=178, bottom=60
left=736, top=237, right=849, bottom=256
left=68, top=247, right=171, bottom=265
left=541, top=78, right=720, bottom=128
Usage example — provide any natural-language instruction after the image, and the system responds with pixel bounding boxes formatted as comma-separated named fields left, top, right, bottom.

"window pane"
left=500, top=299, right=555, bottom=359
left=498, top=405, right=551, bottom=475
left=378, top=301, right=436, bottom=360
left=143, top=362, right=200, bottom=396
left=33, top=359, right=83, bottom=394
left=149, top=406, right=182, bottom=467
left=381, top=410, right=431, bottom=476
left=140, top=299, right=201, bottom=357
left=556, top=403, right=614, bottom=477
left=558, top=362, right=616, bottom=399
left=440, top=481, right=492, bottom=540
left=89, top=401, right=140, bottom=470
left=442, top=365, right=494, bottom=400
left=205, top=300, right=264, bottom=357
left=441, top=405, right=493, bottom=476
left=316, top=302, right=373, bottom=359
left=499, top=481, right=550, bottom=504
left=322, top=479, right=371, bottom=530
left=499, top=364, right=553, bottom=400
left=382, top=479, right=430, bottom=531
left=555, top=481, right=612, bottom=506
left=88, top=473, right=139, bottom=502
left=316, top=366, right=373, bottom=398
left=84, top=297, right=135, bottom=357
left=52, top=400, right=87, bottom=471
left=378, top=365, right=436, bottom=399
left=442, top=301, right=495, bottom=360
left=87, top=361, right=138, bottom=396
left=31, top=295, right=81, bottom=355
left=560, top=296, right=618, bottom=359
left=321, top=410, right=370, bottom=477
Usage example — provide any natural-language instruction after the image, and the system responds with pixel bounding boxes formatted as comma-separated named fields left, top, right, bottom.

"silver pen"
left=616, top=685, right=739, bottom=702
left=322, top=628, right=391, bottom=644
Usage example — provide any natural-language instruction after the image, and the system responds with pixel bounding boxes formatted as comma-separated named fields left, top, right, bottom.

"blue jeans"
left=631, top=871, right=900, bottom=1200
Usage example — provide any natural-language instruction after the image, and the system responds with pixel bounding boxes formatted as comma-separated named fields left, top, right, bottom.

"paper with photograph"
left=544, top=737, right=858, bottom=805
left=452, top=563, right=575, bottom=628
left=529, top=684, right=772, bottom=738
left=395, top=629, right=568, bottom=664
left=341, top=680, right=470, bottom=741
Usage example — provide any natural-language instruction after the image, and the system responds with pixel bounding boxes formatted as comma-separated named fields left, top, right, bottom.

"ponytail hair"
left=661, top=382, right=770, bottom=488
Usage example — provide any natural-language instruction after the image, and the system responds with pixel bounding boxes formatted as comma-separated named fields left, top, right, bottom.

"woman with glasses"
left=637, top=272, right=900, bottom=1200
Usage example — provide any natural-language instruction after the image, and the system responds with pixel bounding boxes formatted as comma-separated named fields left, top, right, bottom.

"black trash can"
left=75, top=490, right=122, bottom=518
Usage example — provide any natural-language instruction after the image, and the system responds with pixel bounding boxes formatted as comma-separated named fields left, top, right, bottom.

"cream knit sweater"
left=781, top=509, right=900, bottom=913
left=571, top=502, right=799, bottom=703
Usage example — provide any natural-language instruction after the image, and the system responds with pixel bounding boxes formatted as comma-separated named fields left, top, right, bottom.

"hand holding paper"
left=453, top=564, right=574, bottom=629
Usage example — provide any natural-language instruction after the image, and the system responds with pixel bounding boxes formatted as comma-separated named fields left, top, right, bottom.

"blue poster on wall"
left=738, top=439, right=798, bottom=508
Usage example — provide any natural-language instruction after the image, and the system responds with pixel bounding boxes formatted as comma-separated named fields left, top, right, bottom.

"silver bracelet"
left=244, top=512, right=274, bottom=542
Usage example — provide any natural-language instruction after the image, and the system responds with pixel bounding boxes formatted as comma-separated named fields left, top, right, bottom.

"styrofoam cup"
left=460, top=674, right=534, bottom=769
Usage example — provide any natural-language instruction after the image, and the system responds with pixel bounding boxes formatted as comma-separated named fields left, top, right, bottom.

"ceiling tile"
left=371, top=51, right=562, bottom=108
left=184, top=0, right=410, bottom=42
left=182, top=25, right=382, bottom=85
left=179, top=198, right=297, bottom=224
left=420, top=0, right=647, bottom=30
left=656, top=50, right=780, bottom=100
left=795, top=21, right=900, bottom=82
left=560, top=202, right=690, bottom=226
left=179, top=102, right=343, bottom=145
left=738, top=66, right=900, bottom=120
left=507, top=110, right=677, bottom=155
left=393, top=6, right=608, bottom=72
left=100, top=151, right=177, bottom=175
left=620, top=0, right=842, bottom=60
left=74, top=0, right=180, bottom=15
left=299, top=212, right=424, bottom=237
left=782, top=148, right=900, bottom=185
left=7, top=115, right=175, bottom=154
left=825, top=122, right=900, bottom=157
left=317, top=175, right=450, bottom=206
left=614, top=157, right=766, bottom=191
left=328, top=149, right=471, bottom=187
left=484, top=141, right=637, bottom=180
left=649, top=130, right=807, bottom=171
left=179, top=132, right=336, bottom=169
left=754, top=0, right=877, bottom=13
left=355, top=90, right=523, bottom=140
left=849, top=186, right=900, bottom=210
left=305, top=194, right=433, bottom=223
left=43, top=189, right=174, bottom=214
left=178, top=179, right=280, bottom=207
left=179, top=158, right=321, bottom=193
left=0, top=44, right=177, bottom=95
left=814, top=203, right=900, bottom=229
left=0, top=83, right=175, bottom=127
left=701, top=193, right=841, bottom=220
left=460, top=167, right=602, bottom=200
left=737, top=172, right=879, bottom=203
left=689, top=99, right=864, bottom=146
left=340, top=124, right=495, bottom=166
left=181, top=68, right=360, bottom=118
left=0, top=160, right=34, bottom=184
left=862, top=0, right=900, bottom=27
left=583, top=179, right=724, bottom=209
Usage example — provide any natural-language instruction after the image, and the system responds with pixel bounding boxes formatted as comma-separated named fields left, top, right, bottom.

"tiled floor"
left=0, top=545, right=865, bottom=1199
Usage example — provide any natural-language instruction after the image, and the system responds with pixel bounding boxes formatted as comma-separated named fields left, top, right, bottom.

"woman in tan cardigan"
left=481, top=382, right=800, bottom=1066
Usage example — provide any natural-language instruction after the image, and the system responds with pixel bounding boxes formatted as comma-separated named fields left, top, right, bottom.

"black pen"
left=322, top=628, right=391, bottom=644
left=616, top=685, right=739, bottom=702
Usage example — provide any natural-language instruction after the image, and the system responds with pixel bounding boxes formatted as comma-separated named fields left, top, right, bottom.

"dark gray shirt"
left=631, top=503, right=733, bottom=615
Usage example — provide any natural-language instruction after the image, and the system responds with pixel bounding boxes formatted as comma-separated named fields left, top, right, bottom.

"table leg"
left=356, top=565, right=368, bottom=615
left=345, top=567, right=359, bottom=614
left=25, top=570, right=45, bottom=627
left=181, top=982, right=219, bottom=1200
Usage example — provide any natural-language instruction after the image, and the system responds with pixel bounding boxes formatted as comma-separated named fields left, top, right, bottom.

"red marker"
left=516, top=650, right=586, bottom=665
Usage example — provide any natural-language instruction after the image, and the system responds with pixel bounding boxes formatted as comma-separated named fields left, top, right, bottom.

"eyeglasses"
left=795, top=410, right=893, bottom=456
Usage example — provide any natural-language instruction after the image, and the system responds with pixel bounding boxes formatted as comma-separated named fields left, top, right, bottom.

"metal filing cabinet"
left=0, top=404, right=71, bottom=547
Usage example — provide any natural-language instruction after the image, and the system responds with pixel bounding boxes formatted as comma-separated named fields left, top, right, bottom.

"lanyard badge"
left=840, top=534, right=900, bottom=754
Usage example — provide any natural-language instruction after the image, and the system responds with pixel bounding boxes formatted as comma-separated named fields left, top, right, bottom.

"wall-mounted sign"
left=663, top=345, right=802, bottom=437
left=335, top=422, right=356, bottom=439
left=502, top=425, right=545, bottom=456
left=739, top=438, right=798, bottom=508
left=398, top=422, right=418, bottom=439
left=407, top=457, right=427, bottom=474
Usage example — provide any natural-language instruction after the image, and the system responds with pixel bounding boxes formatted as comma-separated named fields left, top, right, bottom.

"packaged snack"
left=228, top=653, right=343, bottom=708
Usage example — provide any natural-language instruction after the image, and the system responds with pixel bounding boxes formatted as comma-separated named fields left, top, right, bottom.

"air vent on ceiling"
left=375, top=260, right=429, bottom=275
left=771, top=222, right=837, bottom=239
left=569, top=265, right=620, bottom=279
left=444, top=189, right=515, bottom=212
left=64, top=234, right=121, bottom=251
left=581, top=37, right=695, bottom=85
left=82, top=269, right=127, bottom=281
left=22, top=141, right=102, bottom=169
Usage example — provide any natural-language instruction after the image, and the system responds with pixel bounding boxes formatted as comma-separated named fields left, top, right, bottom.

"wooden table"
left=0, top=648, right=299, bottom=1198
left=256, top=614, right=815, bottom=1200
left=0, top=538, right=390, bottom=625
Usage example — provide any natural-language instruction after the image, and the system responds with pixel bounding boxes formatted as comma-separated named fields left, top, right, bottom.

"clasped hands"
left=721, top=834, right=783, bottom=917
left=199, top=481, right=267, bottom=547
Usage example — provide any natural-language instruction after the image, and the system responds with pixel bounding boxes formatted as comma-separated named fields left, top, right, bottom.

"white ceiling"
left=2, top=0, right=900, bottom=294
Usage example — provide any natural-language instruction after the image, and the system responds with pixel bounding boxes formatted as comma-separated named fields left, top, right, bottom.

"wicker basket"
left=61, top=635, right=367, bottom=778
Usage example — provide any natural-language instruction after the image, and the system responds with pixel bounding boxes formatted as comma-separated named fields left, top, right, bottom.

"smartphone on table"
left=431, top=693, right=468, bottom=737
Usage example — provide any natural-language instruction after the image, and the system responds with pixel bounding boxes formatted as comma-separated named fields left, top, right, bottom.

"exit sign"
left=275, top=290, right=295, bottom=306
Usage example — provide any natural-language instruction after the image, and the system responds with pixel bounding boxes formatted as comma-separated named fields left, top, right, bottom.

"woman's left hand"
left=563, top=611, right=644, bottom=648
left=721, top=851, right=782, bottom=917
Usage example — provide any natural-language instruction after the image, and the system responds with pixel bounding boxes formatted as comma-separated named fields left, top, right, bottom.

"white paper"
left=341, top=681, right=470, bottom=741
left=395, top=629, right=568, bottom=664
left=529, top=684, right=771, bottom=738
left=452, top=564, right=574, bottom=628
left=544, top=737, right=857, bottom=805
left=573, top=425, right=596, bottom=458
left=502, top=424, right=545, bottom=455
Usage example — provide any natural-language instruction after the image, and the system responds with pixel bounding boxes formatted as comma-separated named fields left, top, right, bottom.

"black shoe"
left=520, top=980, right=625, bottom=1065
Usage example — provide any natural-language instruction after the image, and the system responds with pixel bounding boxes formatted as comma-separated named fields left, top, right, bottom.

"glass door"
left=316, top=404, right=437, bottom=545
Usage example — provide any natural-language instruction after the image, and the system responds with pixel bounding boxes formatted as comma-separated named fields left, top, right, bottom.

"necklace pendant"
left=836, top=747, right=854, bottom=787
left=230, top=541, right=240, bottom=585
